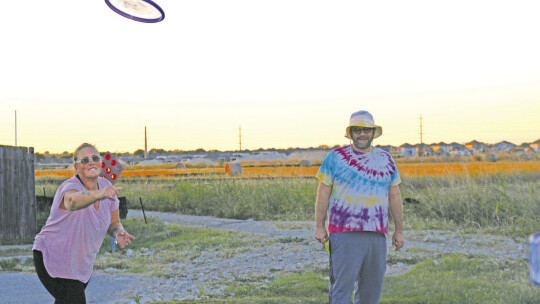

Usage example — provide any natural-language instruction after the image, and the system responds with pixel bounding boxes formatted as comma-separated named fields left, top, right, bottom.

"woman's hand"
left=115, top=228, right=135, bottom=248
left=99, top=186, right=122, bottom=200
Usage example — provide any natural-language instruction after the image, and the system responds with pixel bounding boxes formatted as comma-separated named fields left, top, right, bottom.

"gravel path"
left=0, top=210, right=529, bottom=303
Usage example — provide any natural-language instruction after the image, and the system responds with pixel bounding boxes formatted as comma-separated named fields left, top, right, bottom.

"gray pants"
left=329, top=231, right=387, bottom=304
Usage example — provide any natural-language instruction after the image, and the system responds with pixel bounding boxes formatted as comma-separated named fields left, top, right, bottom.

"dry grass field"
left=35, top=160, right=540, bottom=179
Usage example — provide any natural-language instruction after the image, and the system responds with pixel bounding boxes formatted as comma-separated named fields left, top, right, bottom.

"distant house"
left=184, top=157, right=214, bottom=165
left=492, top=141, right=517, bottom=152
left=399, top=143, right=417, bottom=157
left=137, top=158, right=167, bottom=166
left=398, top=143, right=435, bottom=157
left=449, top=143, right=470, bottom=156
left=517, top=143, right=531, bottom=152
left=230, top=151, right=287, bottom=162
left=431, top=142, right=452, bottom=155
left=376, top=145, right=399, bottom=157
left=530, top=139, right=540, bottom=153
left=287, top=150, right=328, bottom=161
left=417, top=143, right=434, bottom=156
left=229, top=153, right=249, bottom=162
left=465, top=140, right=490, bottom=154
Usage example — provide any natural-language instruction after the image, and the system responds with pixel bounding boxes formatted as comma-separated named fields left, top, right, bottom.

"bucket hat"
left=345, top=110, right=383, bottom=139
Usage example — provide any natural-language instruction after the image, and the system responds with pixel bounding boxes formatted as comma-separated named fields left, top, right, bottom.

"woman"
left=33, top=143, right=135, bottom=303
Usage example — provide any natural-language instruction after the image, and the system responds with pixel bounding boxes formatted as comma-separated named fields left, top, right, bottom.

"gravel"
left=0, top=210, right=529, bottom=303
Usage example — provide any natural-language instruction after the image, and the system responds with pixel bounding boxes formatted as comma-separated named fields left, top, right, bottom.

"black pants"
left=33, top=250, right=88, bottom=304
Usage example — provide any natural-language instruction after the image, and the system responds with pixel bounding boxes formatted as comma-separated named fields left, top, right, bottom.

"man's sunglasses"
left=75, top=155, right=102, bottom=165
left=351, top=127, right=374, bottom=134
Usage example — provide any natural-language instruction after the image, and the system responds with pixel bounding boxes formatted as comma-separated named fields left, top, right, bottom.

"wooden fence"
left=0, top=145, right=36, bottom=240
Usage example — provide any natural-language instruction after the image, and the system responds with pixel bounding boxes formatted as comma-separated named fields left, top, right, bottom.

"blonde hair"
left=73, top=143, right=98, bottom=162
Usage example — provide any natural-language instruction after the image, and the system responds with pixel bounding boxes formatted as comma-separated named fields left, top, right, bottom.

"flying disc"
left=105, top=0, right=165, bottom=23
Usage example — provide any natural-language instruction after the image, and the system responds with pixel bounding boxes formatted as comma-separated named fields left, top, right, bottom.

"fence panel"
left=0, top=145, right=36, bottom=240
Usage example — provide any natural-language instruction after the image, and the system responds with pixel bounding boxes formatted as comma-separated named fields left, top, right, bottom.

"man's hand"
left=314, top=182, right=331, bottom=248
left=392, top=230, right=404, bottom=251
left=314, top=226, right=328, bottom=246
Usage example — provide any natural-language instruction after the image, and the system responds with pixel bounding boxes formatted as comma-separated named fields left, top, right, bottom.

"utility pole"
left=144, top=126, right=147, bottom=159
left=14, top=110, right=17, bottom=147
left=419, top=115, right=423, bottom=145
left=238, top=126, right=242, bottom=151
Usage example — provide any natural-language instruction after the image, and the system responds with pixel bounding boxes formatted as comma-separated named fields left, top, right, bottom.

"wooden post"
left=139, top=197, right=147, bottom=224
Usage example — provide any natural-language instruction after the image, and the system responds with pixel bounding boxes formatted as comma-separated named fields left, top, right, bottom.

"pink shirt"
left=33, top=176, right=119, bottom=283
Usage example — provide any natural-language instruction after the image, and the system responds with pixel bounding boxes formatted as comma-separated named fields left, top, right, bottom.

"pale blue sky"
left=1, top=0, right=539, bottom=153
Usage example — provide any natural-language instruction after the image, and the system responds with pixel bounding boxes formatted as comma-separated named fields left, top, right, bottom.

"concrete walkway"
left=0, top=272, right=143, bottom=304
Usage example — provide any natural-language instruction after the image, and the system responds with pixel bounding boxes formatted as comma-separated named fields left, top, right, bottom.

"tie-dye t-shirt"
left=316, top=145, right=401, bottom=235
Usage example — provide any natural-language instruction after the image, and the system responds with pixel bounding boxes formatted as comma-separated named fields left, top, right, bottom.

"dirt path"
left=127, top=210, right=529, bottom=260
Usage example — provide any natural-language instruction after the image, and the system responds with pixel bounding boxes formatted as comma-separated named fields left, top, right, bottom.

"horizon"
left=3, top=115, right=539, bottom=154
left=24, top=137, right=538, bottom=155
left=1, top=1, right=539, bottom=154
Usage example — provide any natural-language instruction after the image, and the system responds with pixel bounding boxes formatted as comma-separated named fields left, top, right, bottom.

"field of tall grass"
left=34, top=159, right=540, bottom=179
left=35, top=167, right=540, bottom=237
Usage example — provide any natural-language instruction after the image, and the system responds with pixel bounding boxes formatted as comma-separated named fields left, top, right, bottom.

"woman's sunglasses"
left=75, top=155, right=102, bottom=165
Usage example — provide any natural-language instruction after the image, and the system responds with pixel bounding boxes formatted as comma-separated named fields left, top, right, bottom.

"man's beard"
left=352, top=135, right=374, bottom=150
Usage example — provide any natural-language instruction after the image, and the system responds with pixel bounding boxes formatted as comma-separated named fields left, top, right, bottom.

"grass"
left=34, top=171, right=540, bottom=238
left=0, top=218, right=263, bottom=275
left=381, top=255, right=537, bottom=304
left=35, top=160, right=539, bottom=180
left=94, top=218, right=264, bottom=276
left=117, top=177, right=317, bottom=221
left=0, top=248, right=31, bottom=258
left=3, top=215, right=537, bottom=303
left=161, top=254, right=538, bottom=304
left=399, top=172, right=540, bottom=237
left=0, top=255, right=35, bottom=273
left=119, top=172, right=540, bottom=237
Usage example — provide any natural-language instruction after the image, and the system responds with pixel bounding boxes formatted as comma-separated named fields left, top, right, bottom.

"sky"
left=1, top=0, right=539, bottom=154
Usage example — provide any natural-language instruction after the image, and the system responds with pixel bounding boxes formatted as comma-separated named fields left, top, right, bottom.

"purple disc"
left=105, top=0, right=165, bottom=23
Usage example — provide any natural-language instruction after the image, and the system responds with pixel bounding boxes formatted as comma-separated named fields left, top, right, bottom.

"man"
left=314, top=110, right=404, bottom=304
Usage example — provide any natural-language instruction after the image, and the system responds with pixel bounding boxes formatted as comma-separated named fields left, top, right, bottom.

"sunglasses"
left=351, top=127, right=374, bottom=134
left=75, top=155, right=102, bottom=165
